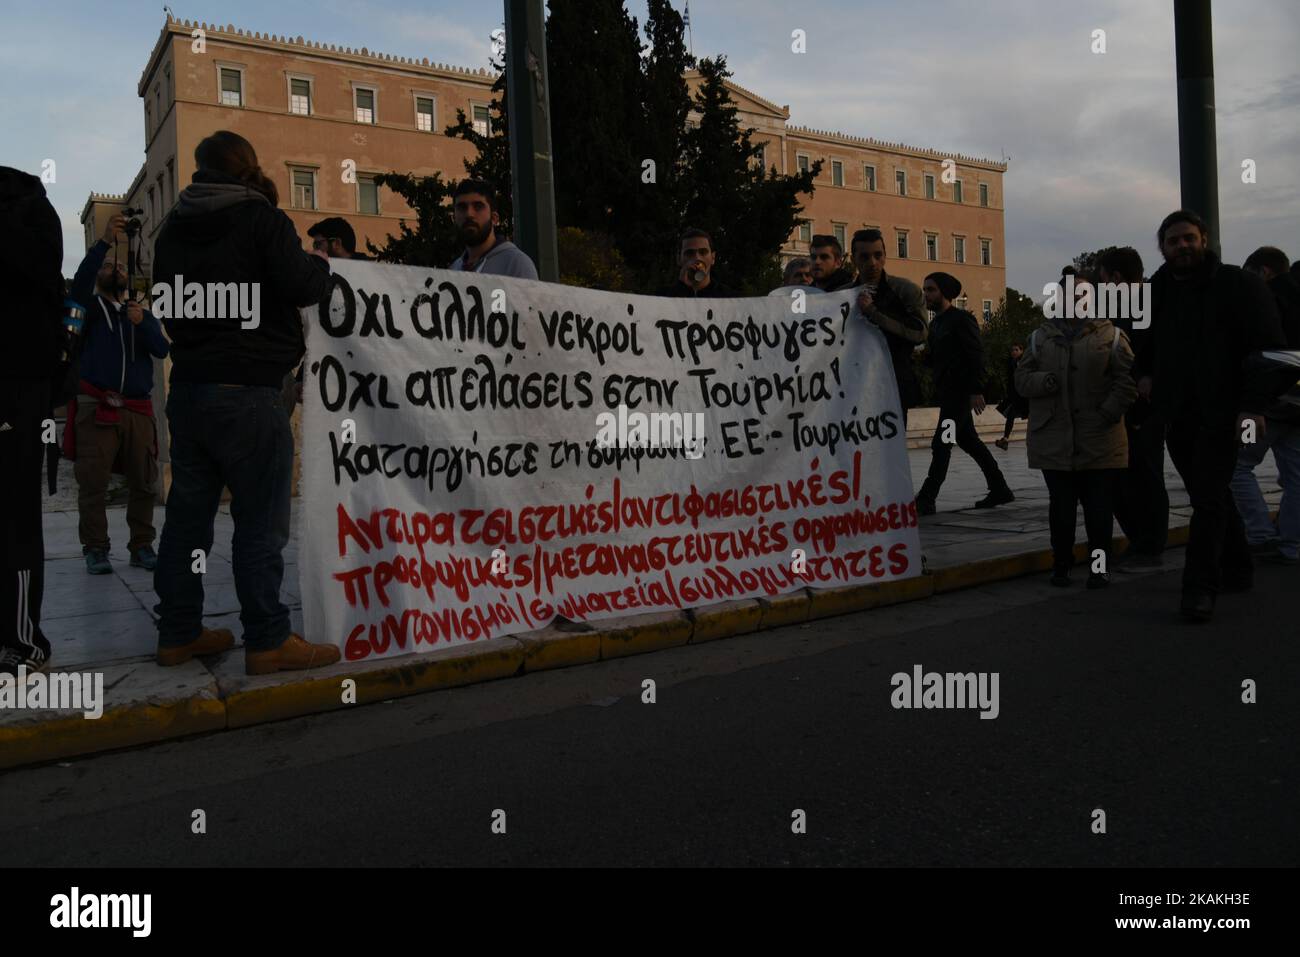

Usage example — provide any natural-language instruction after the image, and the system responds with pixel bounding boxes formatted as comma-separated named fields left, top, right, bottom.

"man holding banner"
left=302, top=259, right=921, bottom=663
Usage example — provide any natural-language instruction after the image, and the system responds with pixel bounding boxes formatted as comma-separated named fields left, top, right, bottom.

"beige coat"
left=1014, top=318, right=1137, bottom=471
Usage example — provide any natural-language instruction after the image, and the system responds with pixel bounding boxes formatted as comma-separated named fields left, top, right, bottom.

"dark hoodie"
left=0, top=166, right=63, bottom=384
left=152, top=170, right=330, bottom=387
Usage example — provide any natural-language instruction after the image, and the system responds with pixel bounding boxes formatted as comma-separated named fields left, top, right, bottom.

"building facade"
left=85, top=16, right=1007, bottom=319
left=703, top=76, right=1008, bottom=321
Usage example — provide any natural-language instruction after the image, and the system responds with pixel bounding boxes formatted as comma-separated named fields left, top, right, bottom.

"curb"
left=0, top=524, right=1204, bottom=771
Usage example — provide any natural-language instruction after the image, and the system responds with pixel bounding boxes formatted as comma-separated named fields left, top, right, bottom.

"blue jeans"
left=1230, top=418, right=1300, bottom=560
left=154, top=384, right=293, bottom=651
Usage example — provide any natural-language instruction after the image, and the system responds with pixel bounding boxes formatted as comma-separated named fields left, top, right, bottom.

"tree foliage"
left=370, top=1, right=819, bottom=292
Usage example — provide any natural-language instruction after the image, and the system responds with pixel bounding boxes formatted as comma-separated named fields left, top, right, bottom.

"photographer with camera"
left=65, top=210, right=169, bottom=576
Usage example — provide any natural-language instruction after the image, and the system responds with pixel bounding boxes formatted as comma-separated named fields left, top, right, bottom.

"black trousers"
left=1165, top=415, right=1252, bottom=596
left=919, top=396, right=1006, bottom=501
left=0, top=379, right=51, bottom=663
left=1112, top=410, right=1170, bottom=555
left=1043, top=469, right=1118, bottom=571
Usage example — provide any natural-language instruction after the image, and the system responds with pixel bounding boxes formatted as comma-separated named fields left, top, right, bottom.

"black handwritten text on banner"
left=300, top=263, right=920, bottom=662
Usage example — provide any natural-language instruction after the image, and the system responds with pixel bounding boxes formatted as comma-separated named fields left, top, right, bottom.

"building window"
left=796, top=153, right=810, bottom=175
left=980, top=183, right=990, bottom=207
left=895, top=169, right=906, bottom=195
left=863, top=164, right=876, bottom=191
left=831, top=160, right=844, bottom=187
left=925, top=234, right=938, bottom=261
left=155, top=87, right=161, bottom=124
left=953, top=179, right=964, bottom=204
left=982, top=300, right=993, bottom=323
left=290, top=168, right=316, bottom=209
left=166, top=158, right=175, bottom=206
left=981, top=239, right=992, bottom=266
left=415, top=95, right=436, bottom=132
left=472, top=103, right=490, bottom=136
left=755, top=143, right=766, bottom=170
left=145, top=102, right=152, bottom=135
left=896, top=230, right=908, bottom=259
left=156, top=173, right=165, bottom=215
left=924, top=173, right=935, bottom=199
left=355, top=87, right=376, bottom=124
left=954, top=236, right=966, bottom=264
left=798, top=220, right=812, bottom=243
left=147, top=186, right=156, bottom=223
left=220, top=67, right=243, bottom=107
left=290, top=77, right=312, bottom=115
left=957, top=295, right=969, bottom=311
left=832, top=222, right=847, bottom=249
left=358, top=174, right=379, bottom=215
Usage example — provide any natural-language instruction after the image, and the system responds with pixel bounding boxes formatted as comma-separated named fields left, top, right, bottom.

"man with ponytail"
left=151, top=130, right=342, bottom=675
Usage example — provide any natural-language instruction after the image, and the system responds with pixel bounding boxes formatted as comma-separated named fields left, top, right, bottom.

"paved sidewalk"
left=34, top=440, right=1281, bottom=670
left=6, top=439, right=1281, bottom=769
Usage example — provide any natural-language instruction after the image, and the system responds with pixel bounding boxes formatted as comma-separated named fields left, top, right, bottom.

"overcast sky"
left=4, top=0, right=1296, bottom=292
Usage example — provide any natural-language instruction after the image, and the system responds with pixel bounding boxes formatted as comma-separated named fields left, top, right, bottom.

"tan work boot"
left=157, top=627, right=236, bottom=667
left=245, top=633, right=342, bottom=676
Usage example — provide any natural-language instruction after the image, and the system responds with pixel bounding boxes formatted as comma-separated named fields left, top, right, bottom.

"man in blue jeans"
left=1231, top=246, right=1300, bottom=565
left=151, top=130, right=340, bottom=674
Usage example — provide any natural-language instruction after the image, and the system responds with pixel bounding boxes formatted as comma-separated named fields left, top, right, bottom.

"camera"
left=121, top=206, right=144, bottom=234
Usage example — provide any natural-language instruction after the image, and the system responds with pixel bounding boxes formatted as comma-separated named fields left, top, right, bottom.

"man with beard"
left=448, top=179, right=538, bottom=279
left=65, top=211, right=170, bottom=575
left=1134, top=210, right=1285, bottom=622
left=851, top=228, right=927, bottom=422
left=809, top=234, right=857, bottom=292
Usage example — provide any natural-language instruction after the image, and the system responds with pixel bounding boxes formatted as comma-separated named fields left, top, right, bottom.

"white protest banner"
left=300, top=262, right=921, bottom=663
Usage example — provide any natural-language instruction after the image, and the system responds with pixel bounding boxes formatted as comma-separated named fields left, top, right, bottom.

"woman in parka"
left=1015, top=275, right=1138, bottom=587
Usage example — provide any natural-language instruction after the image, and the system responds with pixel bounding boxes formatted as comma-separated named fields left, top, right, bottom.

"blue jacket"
left=68, top=240, right=169, bottom=397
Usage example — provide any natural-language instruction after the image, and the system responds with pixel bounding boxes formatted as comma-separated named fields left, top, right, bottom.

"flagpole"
left=685, top=1, right=693, bottom=57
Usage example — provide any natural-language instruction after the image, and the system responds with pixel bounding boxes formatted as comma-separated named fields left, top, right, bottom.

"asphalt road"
left=2, top=559, right=1296, bottom=867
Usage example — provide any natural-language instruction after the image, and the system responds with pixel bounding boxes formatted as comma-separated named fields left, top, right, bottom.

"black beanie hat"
left=927, top=271, right=962, bottom=301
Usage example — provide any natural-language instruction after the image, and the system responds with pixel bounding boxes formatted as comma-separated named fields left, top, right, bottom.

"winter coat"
left=861, top=272, right=927, bottom=409
left=925, top=306, right=985, bottom=401
left=0, top=166, right=62, bottom=384
left=1133, top=251, right=1284, bottom=424
left=1015, top=318, right=1137, bottom=471
left=68, top=240, right=169, bottom=398
left=152, top=170, right=331, bottom=387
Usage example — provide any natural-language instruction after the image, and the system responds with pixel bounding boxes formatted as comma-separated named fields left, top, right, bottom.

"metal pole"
left=1174, top=0, right=1220, bottom=256
left=504, top=0, right=559, bottom=281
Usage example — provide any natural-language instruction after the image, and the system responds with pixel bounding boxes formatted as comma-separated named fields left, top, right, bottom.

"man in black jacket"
left=1134, top=210, right=1285, bottom=622
left=915, top=272, right=1014, bottom=513
left=151, top=130, right=341, bottom=675
left=0, top=166, right=62, bottom=677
